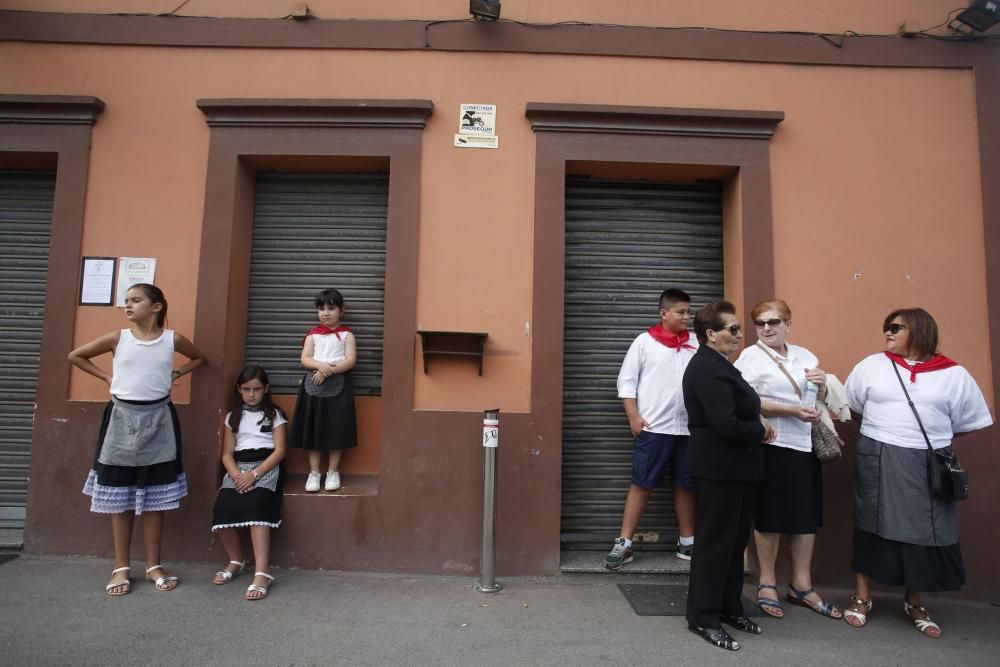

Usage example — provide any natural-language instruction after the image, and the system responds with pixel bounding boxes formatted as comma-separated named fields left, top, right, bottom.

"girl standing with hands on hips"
left=68, top=283, right=204, bottom=596
left=290, top=288, right=357, bottom=492
left=210, top=365, right=286, bottom=600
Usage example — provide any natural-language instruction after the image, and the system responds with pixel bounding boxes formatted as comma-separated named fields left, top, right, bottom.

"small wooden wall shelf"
left=417, top=330, right=488, bottom=376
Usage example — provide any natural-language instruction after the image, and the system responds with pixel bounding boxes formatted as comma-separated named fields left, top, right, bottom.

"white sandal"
left=245, top=572, right=274, bottom=601
left=904, top=601, right=941, bottom=638
left=105, top=566, right=131, bottom=596
left=145, top=564, right=179, bottom=591
left=212, top=560, right=247, bottom=585
left=843, top=595, right=872, bottom=628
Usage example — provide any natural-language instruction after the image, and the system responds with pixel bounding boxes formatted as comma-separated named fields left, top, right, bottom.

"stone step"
left=560, top=549, right=691, bottom=574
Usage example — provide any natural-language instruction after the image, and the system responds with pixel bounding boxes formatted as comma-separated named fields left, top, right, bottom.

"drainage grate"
left=618, top=583, right=762, bottom=617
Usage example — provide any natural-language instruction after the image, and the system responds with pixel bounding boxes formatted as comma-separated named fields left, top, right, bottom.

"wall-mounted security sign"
left=454, top=134, right=499, bottom=149
left=458, top=104, right=496, bottom=135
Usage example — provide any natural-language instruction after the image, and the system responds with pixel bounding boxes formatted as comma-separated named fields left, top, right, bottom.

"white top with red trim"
left=617, top=332, right=698, bottom=435
left=845, top=352, right=992, bottom=449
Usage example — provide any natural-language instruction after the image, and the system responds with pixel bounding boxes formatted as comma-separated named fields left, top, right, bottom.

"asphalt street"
left=2, top=554, right=999, bottom=665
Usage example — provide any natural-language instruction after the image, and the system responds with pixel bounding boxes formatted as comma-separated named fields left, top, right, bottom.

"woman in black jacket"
left=683, top=301, right=774, bottom=651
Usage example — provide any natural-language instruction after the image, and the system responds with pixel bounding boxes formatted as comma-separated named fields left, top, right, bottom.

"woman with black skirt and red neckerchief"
left=844, top=308, right=991, bottom=637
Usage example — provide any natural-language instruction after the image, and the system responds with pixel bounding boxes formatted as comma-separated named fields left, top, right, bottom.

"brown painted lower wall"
left=781, top=424, right=998, bottom=600
left=26, top=401, right=558, bottom=576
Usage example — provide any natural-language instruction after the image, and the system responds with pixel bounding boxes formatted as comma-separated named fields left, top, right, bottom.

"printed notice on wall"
left=454, top=134, right=499, bottom=149
left=80, top=257, right=117, bottom=305
left=116, top=257, right=157, bottom=307
left=458, top=104, right=496, bottom=135
left=455, top=103, right=498, bottom=149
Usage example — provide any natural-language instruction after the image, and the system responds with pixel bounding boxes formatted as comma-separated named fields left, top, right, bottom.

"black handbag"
left=890, top=361, right=969, bottom=501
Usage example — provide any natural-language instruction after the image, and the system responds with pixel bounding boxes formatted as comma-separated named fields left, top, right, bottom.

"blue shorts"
left=631, top=432, right=694, bottom=490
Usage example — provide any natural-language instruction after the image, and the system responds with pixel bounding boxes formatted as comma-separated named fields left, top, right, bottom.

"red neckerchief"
left=302, top=325, right=351, bottom=347
left=647, top=324, right=696, bottom=352
left=884, top=351, right=957, bottom=383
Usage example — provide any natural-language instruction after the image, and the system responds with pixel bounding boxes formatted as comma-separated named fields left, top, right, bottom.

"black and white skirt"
left=289, top=371, right=357, bottom=451
left=211, top=448, right=283, bottom=530
left=82, top=396, right=187, bottom=515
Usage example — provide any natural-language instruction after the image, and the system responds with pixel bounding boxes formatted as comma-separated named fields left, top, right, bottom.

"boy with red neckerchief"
left=606, top=288, right=699, bottom=569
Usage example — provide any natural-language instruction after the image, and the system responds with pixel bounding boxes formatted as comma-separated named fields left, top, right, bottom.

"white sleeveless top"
left=311, top=332, right=349, bottom=364
left=109, top=328, right=175, bottom=400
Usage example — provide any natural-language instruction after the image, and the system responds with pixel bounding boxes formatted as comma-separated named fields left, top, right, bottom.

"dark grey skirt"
left=854, top=435, right=958, bottom=546
left=852, top=434, right=964, bottom=591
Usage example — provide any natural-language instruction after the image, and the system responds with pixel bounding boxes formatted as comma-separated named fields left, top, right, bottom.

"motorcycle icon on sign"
left=462, top=110, right=485, bottom=128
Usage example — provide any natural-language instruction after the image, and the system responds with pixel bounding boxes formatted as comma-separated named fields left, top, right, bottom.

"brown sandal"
left=843, top=595, right=872, bottom=628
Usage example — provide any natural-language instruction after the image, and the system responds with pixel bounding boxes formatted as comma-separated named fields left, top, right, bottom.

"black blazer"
left=682, top=345, right=766, bottom=481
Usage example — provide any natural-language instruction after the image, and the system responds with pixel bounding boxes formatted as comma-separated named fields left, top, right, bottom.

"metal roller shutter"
left=561, top=176, right=724, bottom=551
left=247, top=173, right=388, bottom=395
left=0, top=171, right=56, bottom=529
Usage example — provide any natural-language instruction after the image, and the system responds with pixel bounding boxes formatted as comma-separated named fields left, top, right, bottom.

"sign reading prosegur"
left=455, top=103, right=499, bottom=149
left=458, top=103, right=496, bottom=135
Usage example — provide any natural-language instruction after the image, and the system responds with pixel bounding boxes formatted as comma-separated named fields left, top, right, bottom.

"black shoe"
left=688, top=625, right=740, bottom=651
left=721, top=615, right=763, bottom=635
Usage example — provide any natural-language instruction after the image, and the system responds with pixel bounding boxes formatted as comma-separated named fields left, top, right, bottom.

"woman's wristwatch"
left=251, top=470, right=260, bottom=481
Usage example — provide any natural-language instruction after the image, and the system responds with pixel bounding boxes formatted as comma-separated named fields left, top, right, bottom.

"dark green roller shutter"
left=0, top=171, right=56, bottom=529
left=247, top=173, right=388, bottom=395
left=561, top=176, right=724, bottom=551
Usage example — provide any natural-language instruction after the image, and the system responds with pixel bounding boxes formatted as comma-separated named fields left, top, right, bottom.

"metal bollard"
left=475, top=408, right=502, bottom=592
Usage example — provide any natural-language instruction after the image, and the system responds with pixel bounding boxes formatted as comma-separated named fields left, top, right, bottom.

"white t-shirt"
left=735, top=342, right=817, bottom=452
left=617, top=331, right=698, bottom=435
left=226, top=408, right=288, bottom=452
left=110, top=328, right=174, bottom=400
left=845, top=352, right=993, bottom=449
left=310, top=332, right=350, bottom=364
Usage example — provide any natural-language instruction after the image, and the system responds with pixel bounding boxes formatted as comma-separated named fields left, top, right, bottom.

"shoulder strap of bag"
left=756, top=341, right=802, bottom=399
left=889, top=358, right=934, bottom=454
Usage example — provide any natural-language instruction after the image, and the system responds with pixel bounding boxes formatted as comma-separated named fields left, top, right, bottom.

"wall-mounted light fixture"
left=950, top=0, right=1000, bottom=34
left=470, top=0, right=501, bottom=22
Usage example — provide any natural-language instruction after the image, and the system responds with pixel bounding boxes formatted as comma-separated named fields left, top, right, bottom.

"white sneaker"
left=305, top=471, right=321, bottom=492
left=325, top=471, right=341, bottom=491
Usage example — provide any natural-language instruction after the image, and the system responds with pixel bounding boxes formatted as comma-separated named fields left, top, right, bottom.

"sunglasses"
left=885, top=323, right=909, bottom=335
left=754, top=318, right=784, bottom=328
left=715, top=324, right=741, bottom=335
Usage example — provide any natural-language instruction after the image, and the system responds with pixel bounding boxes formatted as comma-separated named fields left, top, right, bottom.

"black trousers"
left=686, top=478, right=756, bottom=629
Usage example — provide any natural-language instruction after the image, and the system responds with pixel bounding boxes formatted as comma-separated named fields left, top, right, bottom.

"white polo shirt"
left=617, top=331, right=698, bottom=435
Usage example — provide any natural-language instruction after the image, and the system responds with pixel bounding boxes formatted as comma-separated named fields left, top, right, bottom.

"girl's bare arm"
left=331, top=333, right=357, bottom=374
left=67, top=331, right=121, bottom=385
left=172, top=332, right=206, bottom=382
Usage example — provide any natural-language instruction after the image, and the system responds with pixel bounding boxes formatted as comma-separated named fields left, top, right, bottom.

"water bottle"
left=801, top=380, right=818, bottom=408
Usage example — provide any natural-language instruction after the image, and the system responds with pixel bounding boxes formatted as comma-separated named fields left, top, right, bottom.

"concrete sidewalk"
left=2, top=554, right=998, bottom=665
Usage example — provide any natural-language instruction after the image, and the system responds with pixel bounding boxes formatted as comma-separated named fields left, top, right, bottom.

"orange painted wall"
left=0, top=1, right=984, bottom=36
left=0, top=43, right=991, bottom=412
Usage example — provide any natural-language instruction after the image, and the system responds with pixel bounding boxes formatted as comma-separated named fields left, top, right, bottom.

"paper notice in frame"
left=116, top=257, right=157, bottom=307
left=80, top=257, right=117, bottom=305
left=454, top=134, right=499, bottom=149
